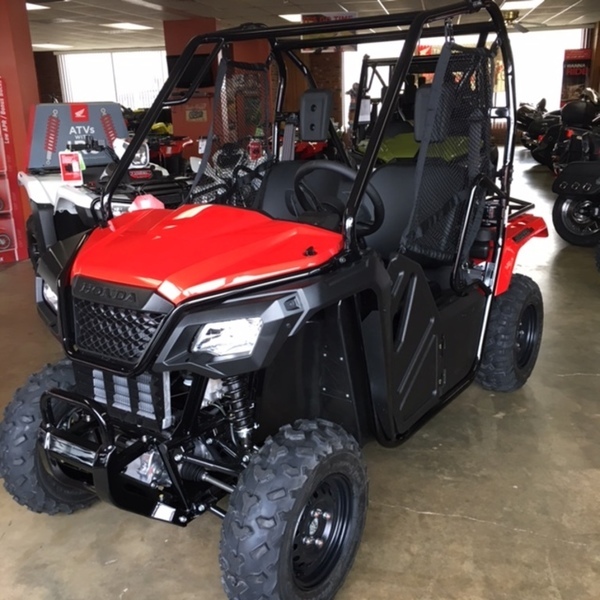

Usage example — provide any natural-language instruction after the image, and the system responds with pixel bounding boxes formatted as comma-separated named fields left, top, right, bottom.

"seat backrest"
left=400, top=43, right=494, bottom=266
left=364, top=163, right=416, bottom=257
left=253, top=160, right=350, bottom=220
left=362, top=83, right=454, bottom=260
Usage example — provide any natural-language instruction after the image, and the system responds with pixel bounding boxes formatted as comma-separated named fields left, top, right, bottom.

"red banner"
left=561, top=48, right=592, bottom=106
left=0, top=77, right=27, bottom=262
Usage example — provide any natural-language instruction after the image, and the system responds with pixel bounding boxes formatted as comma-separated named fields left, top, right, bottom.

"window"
left=58, top=50, right=169, bottom=109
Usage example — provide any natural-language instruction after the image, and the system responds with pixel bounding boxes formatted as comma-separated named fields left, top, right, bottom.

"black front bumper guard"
left=39, top=388, right=205, bottom=526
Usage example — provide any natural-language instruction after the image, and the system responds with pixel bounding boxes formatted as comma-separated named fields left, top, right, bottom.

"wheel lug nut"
left=310, top=509, right=322, bottom=518
left=314, top=538, right=324, bottom=548
left=322, top=511, right=332, bottom=521
left=302, top=536, right=315, bottom=545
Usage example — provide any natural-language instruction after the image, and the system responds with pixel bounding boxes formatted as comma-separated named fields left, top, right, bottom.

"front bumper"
left=38, top=388, right=192, bottom=526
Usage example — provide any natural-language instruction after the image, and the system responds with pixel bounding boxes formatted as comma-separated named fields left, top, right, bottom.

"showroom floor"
left=1, top=149, right=599, bottom=600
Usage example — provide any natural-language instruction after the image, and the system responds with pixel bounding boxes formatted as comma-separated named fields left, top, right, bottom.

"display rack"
left=0, top=76, right=27, bottom=264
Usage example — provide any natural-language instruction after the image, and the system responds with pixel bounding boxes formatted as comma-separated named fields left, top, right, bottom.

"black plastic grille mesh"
left=192, top=60, right=273, bottom=206
left=404, top=44, right=494, bottom=264
left=73, top=298, right=165, bottom=364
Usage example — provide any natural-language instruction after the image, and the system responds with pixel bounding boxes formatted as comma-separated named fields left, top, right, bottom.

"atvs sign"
left=27, top=102, right=128, bottom=171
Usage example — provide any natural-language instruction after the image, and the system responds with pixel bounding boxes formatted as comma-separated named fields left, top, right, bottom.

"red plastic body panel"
left=70, top=205, right=344, bottom=305
left=496, top=214, right=548, bottom=296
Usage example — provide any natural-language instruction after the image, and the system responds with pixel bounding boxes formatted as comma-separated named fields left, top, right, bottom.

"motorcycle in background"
left=552, top=160, right=600, bottom=246
left=532, top=92, right=600, bottom=171
left=518, top=98, right=561, bottom=150
left=551, top=92, right=600, bottom=173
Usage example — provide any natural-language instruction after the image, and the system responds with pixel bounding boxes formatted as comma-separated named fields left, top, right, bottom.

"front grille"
left=74, top=364, right=172, bottom=428
left=73, top=298, right=166, bottom=364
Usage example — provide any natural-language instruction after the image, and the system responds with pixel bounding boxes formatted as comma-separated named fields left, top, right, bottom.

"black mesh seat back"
left=186, top=59, right=274, bottom=205
left=401, top=42, right=494, bottom=265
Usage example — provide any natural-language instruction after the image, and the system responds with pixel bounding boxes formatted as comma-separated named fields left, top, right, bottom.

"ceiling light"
left=279, top=14, right=303, bottom=23
left=32, top=43, right=74, bottom=50
left=501, top=0, right=544, bottom=10
left=26, top=3, right=51, bottom=10
left=102, top=22, right=153, bottom=31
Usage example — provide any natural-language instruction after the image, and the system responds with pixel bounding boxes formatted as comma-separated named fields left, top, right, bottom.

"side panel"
left=438, top=290, right=487, bottom=394
left=361, top=253, right=443, bottom=436
left=255, top=300, right=373, bottom=445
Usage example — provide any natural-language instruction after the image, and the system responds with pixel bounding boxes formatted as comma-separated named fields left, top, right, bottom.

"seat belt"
left=280, top=115, right=298, bottom=162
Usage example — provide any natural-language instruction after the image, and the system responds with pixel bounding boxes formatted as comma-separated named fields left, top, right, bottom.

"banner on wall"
left=301, top=12, right=358, bottom=53
left=561, top=48, right=592, bottom=106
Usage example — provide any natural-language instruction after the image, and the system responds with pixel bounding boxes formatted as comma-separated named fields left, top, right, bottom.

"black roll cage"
left=100, top=0, right=517, bottom=255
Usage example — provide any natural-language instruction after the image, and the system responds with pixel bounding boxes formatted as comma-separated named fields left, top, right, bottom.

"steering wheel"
left=293, top=161, right=384, bottom=236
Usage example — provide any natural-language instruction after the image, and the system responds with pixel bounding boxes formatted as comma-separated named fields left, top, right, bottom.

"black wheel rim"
left=291, top=473, right=353, bottom=591
left=561, top=198, right=600, bottom=237
left=515, top=304, right=537, bottom=369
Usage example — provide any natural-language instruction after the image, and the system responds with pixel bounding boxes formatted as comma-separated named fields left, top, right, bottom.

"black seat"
left=254, top=160, right=348, bottom=221
left=364, top=82, right=457, bottom=260
left=364, top=164, right=415, bottom=256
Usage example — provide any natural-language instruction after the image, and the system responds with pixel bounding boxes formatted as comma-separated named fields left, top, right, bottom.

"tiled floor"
left=0, top=149, right=599, bottom=599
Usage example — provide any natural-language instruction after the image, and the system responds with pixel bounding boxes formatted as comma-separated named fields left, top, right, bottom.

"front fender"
left=496, top=215, right=548, bottom=296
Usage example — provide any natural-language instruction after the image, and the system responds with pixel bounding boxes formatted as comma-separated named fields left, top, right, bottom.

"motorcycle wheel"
left=552, top=196, right=600, bottom=246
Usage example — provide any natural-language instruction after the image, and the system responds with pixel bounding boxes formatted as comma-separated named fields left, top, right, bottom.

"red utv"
left=0, top=1, right=547, bottom=598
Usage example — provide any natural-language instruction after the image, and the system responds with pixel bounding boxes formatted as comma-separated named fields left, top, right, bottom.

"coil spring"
left=222, top=375, right=254, bottom=449
left=100, top=109, right=118, bottom=146
left=44, top=111, right=60, bottom=164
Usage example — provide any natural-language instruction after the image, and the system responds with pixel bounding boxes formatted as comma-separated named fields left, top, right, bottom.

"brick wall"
left=307, top=53, right=343, bottom=125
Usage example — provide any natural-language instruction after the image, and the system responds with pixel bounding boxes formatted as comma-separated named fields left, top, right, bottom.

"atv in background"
left=0, top=2, right=547, bottom=599
left=19, top=103, right=192, bottom=268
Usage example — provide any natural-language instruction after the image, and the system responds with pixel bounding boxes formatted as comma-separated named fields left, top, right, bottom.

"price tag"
left=58, top=151, right=84, bottom=186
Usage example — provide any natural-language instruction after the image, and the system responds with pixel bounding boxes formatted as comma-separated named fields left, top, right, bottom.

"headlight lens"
left=131, top=142, right=150, bottom=168
left=191, top=318, right=263, bottom=359
left=42, top=281, right=58, bottom=312
left=111, top=202, right=130, bottom=216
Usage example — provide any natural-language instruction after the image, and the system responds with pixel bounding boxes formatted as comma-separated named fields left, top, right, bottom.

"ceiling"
left=26, top=0, right=600, bottom=51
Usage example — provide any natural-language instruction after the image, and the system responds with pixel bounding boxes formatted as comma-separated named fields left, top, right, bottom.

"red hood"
left=70, top=205, right=343, bottom=305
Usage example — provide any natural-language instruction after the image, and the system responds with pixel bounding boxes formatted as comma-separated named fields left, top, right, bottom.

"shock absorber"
left=44, top=109, right=60, bottom=165
left=222, top=375, right=254, bottom=450
left=100, top=108, right=118, bottom=148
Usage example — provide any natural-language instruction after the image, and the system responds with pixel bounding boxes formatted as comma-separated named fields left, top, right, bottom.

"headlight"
left=42, top=281, right=58, bottom=312
left=191, top=318, right=263, bottom=359
left=113, top=138, right=150, bottom=168
left=111, top=202, right=130, bottom=216
left=131, top=142, right=150, bottom=168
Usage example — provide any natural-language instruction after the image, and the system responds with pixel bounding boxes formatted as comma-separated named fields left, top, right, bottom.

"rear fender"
left=496, top=215, right=548, bottom=296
